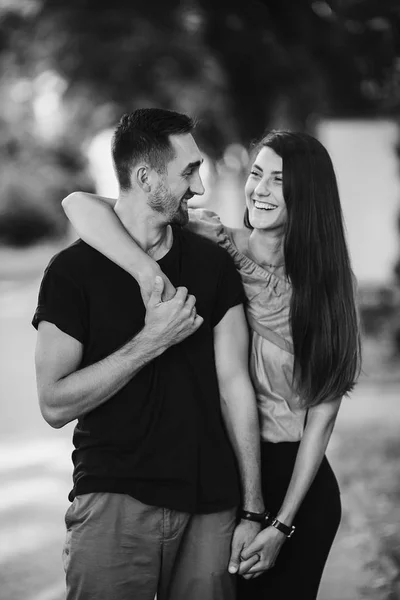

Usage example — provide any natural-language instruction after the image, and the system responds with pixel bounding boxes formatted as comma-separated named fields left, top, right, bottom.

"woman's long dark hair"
left=245, top=131, right=361, bottom=407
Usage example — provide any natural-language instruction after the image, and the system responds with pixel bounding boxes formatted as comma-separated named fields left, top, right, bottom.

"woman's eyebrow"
left=252, top=164, right=282, bottom=175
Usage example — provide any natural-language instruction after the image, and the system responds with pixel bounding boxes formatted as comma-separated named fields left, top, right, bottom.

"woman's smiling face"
left=245, top=146, right=287, bottom=231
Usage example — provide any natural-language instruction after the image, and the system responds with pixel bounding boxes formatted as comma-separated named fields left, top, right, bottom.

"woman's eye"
left=274, top=177, right=283, bottom=183
left=250, top=171, right=260, bottom=176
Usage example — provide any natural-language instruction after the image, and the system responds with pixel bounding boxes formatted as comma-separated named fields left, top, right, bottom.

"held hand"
left=144, top=277, right=203, bottom=349
left=138, top=266, right=176, bottom=305
left=228, top=520, right=261, bottom=575
left=239, top=525, right=287, bottom=579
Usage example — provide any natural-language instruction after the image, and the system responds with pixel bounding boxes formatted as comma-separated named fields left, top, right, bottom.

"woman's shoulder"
left=228, top=226, right=251, bottom=255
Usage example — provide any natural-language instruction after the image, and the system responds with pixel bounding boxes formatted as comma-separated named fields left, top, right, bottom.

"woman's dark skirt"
left=237, top=441, right=341, bottom=600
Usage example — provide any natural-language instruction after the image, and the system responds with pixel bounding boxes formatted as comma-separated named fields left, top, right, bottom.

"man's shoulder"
left=179, top=226, right=231, bottom=263
left=45, top=240, right=101, bottom=279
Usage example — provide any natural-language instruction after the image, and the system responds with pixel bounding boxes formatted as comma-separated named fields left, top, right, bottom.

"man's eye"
left=274, top=177, right=282, bottom=183
left=250, top=171, right=260, bottom=176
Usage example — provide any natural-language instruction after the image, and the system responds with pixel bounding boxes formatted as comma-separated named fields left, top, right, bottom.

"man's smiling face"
left=148, top=133, right=205, bottom=226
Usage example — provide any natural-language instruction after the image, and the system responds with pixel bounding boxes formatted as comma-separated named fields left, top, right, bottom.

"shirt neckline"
left=226, top=227, right=291, bottom=288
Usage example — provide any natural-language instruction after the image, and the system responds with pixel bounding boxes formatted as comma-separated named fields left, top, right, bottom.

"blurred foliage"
left=22, top=0, right=400, bottom=149
left=0, top=132, right=94, bottom=246
left=359, top=285, right=400, bottom=337
left=357, top=283, right=400, bottom=369
left=0, top=0, right=399, bottom=244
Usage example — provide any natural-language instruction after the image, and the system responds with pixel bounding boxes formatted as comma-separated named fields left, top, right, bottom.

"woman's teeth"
left=254, top=200, right=277, bottom=210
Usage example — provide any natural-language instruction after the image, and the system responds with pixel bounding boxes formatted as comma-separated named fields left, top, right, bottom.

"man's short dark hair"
left=112, top=108, right=195, bottom=190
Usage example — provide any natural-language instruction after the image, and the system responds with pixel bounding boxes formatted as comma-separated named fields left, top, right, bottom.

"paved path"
left=319, top=379, right=400, bottom=600
left=1, top=244, right=397, bottom=600
left=0, top=264, right=73, bottom=600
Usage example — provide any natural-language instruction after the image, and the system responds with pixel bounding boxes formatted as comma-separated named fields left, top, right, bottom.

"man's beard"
left=148, top=180, right=189, bottom=227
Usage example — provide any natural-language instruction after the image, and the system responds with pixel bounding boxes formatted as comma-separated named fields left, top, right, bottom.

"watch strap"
left=271, top=517, right=295, bottom=538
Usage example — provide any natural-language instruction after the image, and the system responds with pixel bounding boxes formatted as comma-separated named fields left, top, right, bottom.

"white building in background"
left=86, top=120, right=400, bottom=286
left=318, top=119, right=400, bottom=285
left=86, top=129, right=119, bottom=198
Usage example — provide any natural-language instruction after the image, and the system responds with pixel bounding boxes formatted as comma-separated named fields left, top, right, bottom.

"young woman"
left=62, top=130, right=361, bottom=599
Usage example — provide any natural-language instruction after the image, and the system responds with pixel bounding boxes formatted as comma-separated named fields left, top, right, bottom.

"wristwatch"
left=270, top=517, right=296, bottom=538
left=238, top=509, right=272, bottom=528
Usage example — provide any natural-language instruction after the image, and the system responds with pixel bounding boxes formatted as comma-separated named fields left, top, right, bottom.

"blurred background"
left=0, top=0, right=400, bottom=598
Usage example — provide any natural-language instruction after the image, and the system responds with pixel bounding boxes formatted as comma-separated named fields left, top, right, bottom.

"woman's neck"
left=247, top=228, right=285, bottom=270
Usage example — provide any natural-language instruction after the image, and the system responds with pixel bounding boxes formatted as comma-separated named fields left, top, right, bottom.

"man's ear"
left=135, top=166, right=151, bottom=193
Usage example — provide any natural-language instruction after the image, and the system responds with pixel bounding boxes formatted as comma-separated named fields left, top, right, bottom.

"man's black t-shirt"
left=32, top=226, right=245, bottom=513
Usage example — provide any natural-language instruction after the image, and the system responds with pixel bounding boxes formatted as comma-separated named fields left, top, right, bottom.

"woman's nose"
left=255, top=181, right=271, bottom=196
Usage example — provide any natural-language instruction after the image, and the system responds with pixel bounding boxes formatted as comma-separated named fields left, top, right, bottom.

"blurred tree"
left=0, top=130, right=94, bottom=246
left=0, top=0, right=399, bottom=244
left=0, top=0, right=95, bottom=245
left=197, top=0, right=400, bottom=140
left=22, top=0, right=400, bottom=152
left=28, top=0, right=232, bottom=155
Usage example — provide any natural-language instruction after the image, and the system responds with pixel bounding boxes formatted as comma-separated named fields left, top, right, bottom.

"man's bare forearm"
left=220, top=374, right=264, bottom=513
left=44, top=328, right=165, bottom=428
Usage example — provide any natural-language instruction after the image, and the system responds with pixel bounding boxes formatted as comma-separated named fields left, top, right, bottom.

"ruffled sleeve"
left=188, top=207, right=290, bottom=300
left=187, top=208, right=229, bottom=248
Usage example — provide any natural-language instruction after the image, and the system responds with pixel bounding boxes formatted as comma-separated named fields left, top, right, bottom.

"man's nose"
left=191, top=173, right=205, bottom=196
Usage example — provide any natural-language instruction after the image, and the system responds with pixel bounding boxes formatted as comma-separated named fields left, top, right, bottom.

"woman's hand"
left=238, top=525, right=287, bottom=579
left=138, top=265, right=176, bottom=305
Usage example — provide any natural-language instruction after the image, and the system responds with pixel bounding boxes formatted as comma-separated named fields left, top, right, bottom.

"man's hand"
left=239, top=525, right=287, bottom=579
left=228, top=520, right=261, bottom=575
left=144, top=277, right=203, bottom=349
left=138, top=266, right=176, bottom=305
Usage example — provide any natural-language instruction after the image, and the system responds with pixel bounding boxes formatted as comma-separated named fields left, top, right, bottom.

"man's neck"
left=114, top=196, right=173, bottom=261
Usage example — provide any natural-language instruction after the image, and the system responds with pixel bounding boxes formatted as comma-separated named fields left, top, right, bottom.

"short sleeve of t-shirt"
left=32, top=260, right=87, bottom=344
left=211, top=249, right=245, bottom=327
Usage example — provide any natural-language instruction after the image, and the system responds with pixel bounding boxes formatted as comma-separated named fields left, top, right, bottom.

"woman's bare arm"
left=240, top=398, right=341, bottom=577
left=62, top=192, right=176, bottom=304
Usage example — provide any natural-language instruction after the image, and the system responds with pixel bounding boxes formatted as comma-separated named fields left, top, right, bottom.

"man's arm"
left=213, top=303, right=264, bottom=572
left=35, top=278, right=203, bottom=429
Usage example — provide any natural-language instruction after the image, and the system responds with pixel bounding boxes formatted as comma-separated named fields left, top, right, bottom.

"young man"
left=33, top=108, right=264, bottom=600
